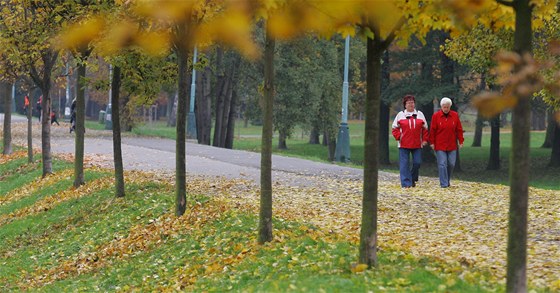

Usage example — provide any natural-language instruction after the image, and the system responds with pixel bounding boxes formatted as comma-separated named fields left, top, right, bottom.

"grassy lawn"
left=128, top=119, right=560, bottom=190
left=0, top=151, right=503, bottom=292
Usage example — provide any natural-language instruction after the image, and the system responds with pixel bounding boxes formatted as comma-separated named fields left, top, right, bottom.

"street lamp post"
left=335, top=36, right=351, bottom=162
left=187, top=47, right=198, bottom=140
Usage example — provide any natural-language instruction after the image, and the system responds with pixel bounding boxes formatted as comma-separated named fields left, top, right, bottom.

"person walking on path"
left=36, top=96, right=42, bottom=122
left=23, top=95, right=30, bottom=115
left=51, top=111, right=60, bottom=126
left=429, top=97, right=464, bottom=188
left=392, top=94, right=428, bottom=188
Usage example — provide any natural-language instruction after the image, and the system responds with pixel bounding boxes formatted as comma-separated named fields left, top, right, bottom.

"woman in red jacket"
left=392, top=95, right=428, bottom=188
left=429, top=97, right=464, bottom=188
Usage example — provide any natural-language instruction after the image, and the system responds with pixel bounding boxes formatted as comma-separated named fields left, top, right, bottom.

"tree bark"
left=278, top=131, right=288, bottom=149
left=487, top=115, right=501, bottom=170
left=473, top=76, right=487, bottom=147
left=360, top=36, right=382, bottom=268
left=379, top=50, right=390, bottom=165
left=196, top=67, right=212, bottom=145
left=167, top=91, right=177, bottom=127
left=175, top=48, right=190, bottom=216
left=2, top=82, right=12, bottom=155
left=258, top=26, right=274, bottom=244
left=541, top=108, right=555, bottom=148
left=549, top=120, right=560, bottom=167
left=111, top=66, right=125, bottom=197
left=74, top=60, right=86, bottom=187
left=506, top=1, right=532, bottom=291
left=27, top=94, right=33, bottom=163
left=309, top=127, right=320, bottom=144
left=224, top=89, right=238, bottom=149
left=472, top=113, right=484, bottom=147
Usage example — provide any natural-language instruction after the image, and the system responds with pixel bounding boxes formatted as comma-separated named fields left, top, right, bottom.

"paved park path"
left=3, top=113, right=394, bottom=187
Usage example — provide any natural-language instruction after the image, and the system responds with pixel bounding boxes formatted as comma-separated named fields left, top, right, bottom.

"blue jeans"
left=399, top=148, right=422, bottom=187
left=436, top=150, right=457, bottom=187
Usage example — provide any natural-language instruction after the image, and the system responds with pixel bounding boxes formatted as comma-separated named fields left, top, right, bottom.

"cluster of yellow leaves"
left=0, top=168, right=74, bottom=208
left=201, top=174, right=560, bottom=289
left=0, top=169, right=112, bottom=227
left=2, top=148, right=558, bottom=290
left=0, top=150, right=28, bottom=164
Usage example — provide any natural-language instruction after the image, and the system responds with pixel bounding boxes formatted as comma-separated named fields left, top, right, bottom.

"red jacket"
left=429, top=110, right=464, bottom=151
left=392, top=110, right=428, bottom=149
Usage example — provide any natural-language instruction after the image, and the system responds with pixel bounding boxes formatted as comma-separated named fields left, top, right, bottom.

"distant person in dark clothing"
left=51, top=111, right=60, bottom=126
left=36, top=96, right=42, bottom=122
left=69, top=98, right=76, bottom=133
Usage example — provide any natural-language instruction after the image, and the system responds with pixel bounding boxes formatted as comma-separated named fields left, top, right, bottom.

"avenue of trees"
left=1, top=1, right=560, bottom=291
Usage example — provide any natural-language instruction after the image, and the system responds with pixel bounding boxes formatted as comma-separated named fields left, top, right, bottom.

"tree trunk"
left=309, top=127, right=320, bottom=144
left=111, top=66, right=125, bottom=197
left=472, top=113, right=484, bottom=147
left=74, top=61, right=86, bottom=187
left=213, top=48, right=226, bottom=147
left=224, top=89, right=237, bottom=149
left=218, top=74, right=233, bottom=147
left=196, top=66, right=212, bottom=145
left=379, top=50, right=390, bottom=165
left=258, top=26, right=274, bottom=244
left=473, top=75, right=487, bottom=147
left=541, top=108, right=555, bottom=148
left=167, top=91, right=177, bottom=127
left=278, top=131, right=288, bottom=150
left=2, top=82, right=12, bottom=155
left=506, top=1, right=532, bottom=291
left=360, top=36, right=382, bottom=268
left=27, top=95, right=33, bottom=163
left=549, top=120, right=560, bottom=167
left=487, top=115, right=501, bottom=170
left=325, top=130, right=336, bottom=162
left=175, top=49, right=190, bottom=216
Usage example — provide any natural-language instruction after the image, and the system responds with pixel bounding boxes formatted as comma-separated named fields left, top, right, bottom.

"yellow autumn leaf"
left=350, top=263, right=368, bottom=273
left=472, top=91, right=518, bottom=118
left=56, top=16, right=106, bottom=50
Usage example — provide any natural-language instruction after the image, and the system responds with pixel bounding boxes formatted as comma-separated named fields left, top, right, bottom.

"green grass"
left=127, top=119, right=560, bottom=190
left=0, top=151, right=505, bottom=292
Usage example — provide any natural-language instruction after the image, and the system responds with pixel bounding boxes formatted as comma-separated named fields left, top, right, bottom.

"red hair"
left=402, top=95, right=415, bottom=108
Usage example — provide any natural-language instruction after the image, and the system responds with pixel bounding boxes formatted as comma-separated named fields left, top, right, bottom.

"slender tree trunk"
left=258, top=26, right=274, bottom=244
left=473, top=75, right=487, bottom=147
left=506, top=1, right=532, bottom=291
left=487, top=115, right=501, bottom=170
left=111, top=66, right=125, bottom=197
left=175, top=49, right=190, bottom=216
left=326, top=130, right=336, bottom=161
left=167, top=91, right=176, bottom=127
left=541, top=108, right=555, bottom=148
left=27, top=95, right=33, bottom=163
left=309, top=127, right=320, bottom=144
left=360, top=36, right=382, bottom=267
left=2, top=82, right=12, bottom=155
left=74, top=61, right=86, bottom=187
left=277, top=131, right=287, bottom=149
left=549, top=121, right=560, bottom=167
left=472, top=113, right=484, bottom=147
left=218, top=75, right=233, bottom=147
left=40, top=87, right=52, bottom=176
left=224, top=89, right=237, bottom=149
left=213, top=48, right=226, bottom=147
left=420, top=102, right=436, bottom=163
left=196, top=67, right=212, bottom=145
left=379, top=51, right=390, bottom=165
